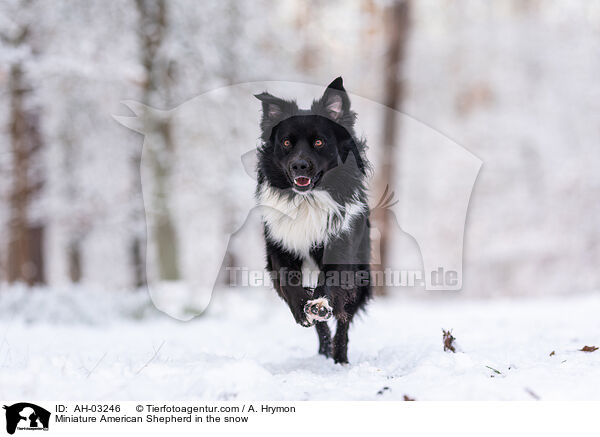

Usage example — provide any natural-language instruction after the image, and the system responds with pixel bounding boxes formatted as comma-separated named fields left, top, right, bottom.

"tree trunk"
left=68, top=240, right=82, bottom=283
left=7, top=60, right=45, bottom=286
left=372, top=0, right=410, bottom=294
left=134, top=0, right=180, bottom=282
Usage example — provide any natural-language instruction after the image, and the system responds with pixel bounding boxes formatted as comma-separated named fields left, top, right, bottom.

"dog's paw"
left=304, top=297, right=333, bottom=323
left=292, top=310, right=315, bottom=328
left=299, top=318, right=315, bottom=327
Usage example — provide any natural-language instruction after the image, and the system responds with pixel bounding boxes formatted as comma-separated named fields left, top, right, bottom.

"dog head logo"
left=114, top=80, right=482, bottom=320
left=3, top=403, right=50, bottom=434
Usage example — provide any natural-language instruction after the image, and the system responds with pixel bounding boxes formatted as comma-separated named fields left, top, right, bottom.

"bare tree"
left=372, top=0, right=410, bottom=290
left=2, top=16, right=46, bottom=286
left=133, top=0, right=180, bottom=282
left=58, top=111, right=82, bottom=283
left=294, top=0, right=320, bottom=72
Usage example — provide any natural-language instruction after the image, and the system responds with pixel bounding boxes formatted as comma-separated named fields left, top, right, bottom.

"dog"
left=255, top=77, right=371, bottom=364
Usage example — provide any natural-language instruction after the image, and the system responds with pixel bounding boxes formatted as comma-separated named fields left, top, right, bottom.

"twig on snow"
left=86, top=352, right=107, bottom=378
left=135, top=340, right=165, bottom=375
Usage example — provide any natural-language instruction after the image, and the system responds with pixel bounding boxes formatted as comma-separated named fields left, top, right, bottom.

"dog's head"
left=256, top=77, right=366, bottom=194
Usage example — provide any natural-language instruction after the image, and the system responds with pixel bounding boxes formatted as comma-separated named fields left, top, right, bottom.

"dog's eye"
left=314, top=139, right=324, bottom=148
left=282, top=139, right=292, bottom=148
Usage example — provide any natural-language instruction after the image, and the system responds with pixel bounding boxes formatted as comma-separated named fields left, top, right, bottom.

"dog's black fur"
left=255, top=78, right=371, bottom=364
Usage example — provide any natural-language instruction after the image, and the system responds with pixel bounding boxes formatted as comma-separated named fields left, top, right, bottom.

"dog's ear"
left=314, top=77, right=353, bottom=124
left=255, top=92, right=297, bottom=139
left=255, top=92, right=290, bottom=123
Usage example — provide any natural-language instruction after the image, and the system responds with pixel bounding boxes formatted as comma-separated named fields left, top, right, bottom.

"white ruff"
left=301, top=257, right=320, bottom=289
left=257, top=183, right=365, bottom=259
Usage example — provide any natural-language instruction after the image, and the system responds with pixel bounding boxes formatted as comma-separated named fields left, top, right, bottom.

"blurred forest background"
left=1, top=0, right=599, bottom=299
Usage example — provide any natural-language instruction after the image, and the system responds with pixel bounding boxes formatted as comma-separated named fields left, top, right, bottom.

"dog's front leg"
left=268, top=253, right=314, bottom=327
left=284, top=283, right=315, bottom=327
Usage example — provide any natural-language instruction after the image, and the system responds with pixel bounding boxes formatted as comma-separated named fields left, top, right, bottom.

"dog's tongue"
left=294, top=177, right=311, bottom=187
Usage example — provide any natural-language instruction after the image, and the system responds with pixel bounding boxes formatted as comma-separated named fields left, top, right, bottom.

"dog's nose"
left=290, top=159, right=311, bottom=173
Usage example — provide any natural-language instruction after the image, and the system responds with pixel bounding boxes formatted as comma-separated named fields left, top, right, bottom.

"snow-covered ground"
left=1, top=286, right=599, bottom=400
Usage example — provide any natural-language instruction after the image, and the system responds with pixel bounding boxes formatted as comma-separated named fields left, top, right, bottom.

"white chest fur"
left=257, top=183, right=365, bottom=259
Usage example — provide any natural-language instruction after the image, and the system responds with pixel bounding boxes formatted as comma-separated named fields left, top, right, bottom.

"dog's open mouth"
left=293, top=176, right=312, bottom=187
left=291, top=172, right=323, bottom=191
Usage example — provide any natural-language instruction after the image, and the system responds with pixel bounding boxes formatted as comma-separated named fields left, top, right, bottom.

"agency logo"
left=3, top=403, right=50, bottom=435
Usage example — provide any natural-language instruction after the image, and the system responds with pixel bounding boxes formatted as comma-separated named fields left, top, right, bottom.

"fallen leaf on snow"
left=443, top=329, right=456, bottom=353
left=580, top=346, right=598, bottom=352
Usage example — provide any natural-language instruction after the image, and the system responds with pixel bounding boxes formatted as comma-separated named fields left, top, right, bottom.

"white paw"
left=304, top=297, right=333, bottom=323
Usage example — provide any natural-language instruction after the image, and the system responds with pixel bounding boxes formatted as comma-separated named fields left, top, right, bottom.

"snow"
left=1, top=286, right=599, bottom=400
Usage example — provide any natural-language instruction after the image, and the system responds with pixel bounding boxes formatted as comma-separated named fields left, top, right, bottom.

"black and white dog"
left=255, top=78, right=371, bottom=364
